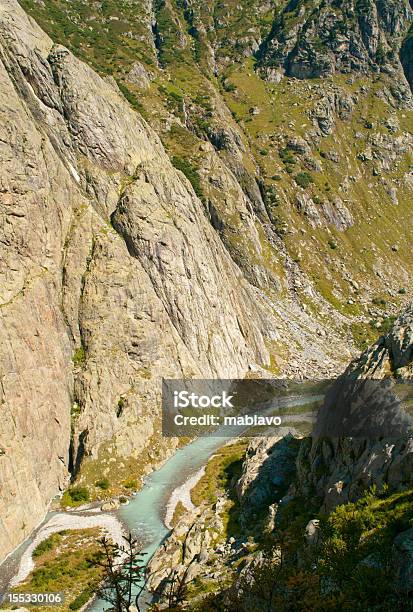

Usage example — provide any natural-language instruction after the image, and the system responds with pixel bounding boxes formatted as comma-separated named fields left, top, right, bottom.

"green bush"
left=379, top=316, right=396, bottom=334
left=223, top=81, right=236, bottom=92
left=69, top=589, right=92, bottom=610
left=65, top=487, right=90, bottom=504
left=265, top=185, right=278, bottom=205
left=72, top=347, right=86, bottom=366
left=124, top=478, right=138, bottom=489
left=33, top=533, right=61, bottom=558
left=95, top=478, right=110, bottom=490
left=195, top=116, right=212, bottom=134
left=375, top=46, right=386, bottom=65
left=295, top=172, right=314, bottom=189
left=279, top=147, right=297, bottom=165
left=171, top=156, right=205, bottom=202
left=372, top=297, right=387, bottom=306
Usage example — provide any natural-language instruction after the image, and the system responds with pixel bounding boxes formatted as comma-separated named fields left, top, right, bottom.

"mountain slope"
left=0, top=0, right=412, bottom=563
left=0, top=0, right=269, bottom=559
left=0, top=0, right=346, bottom=561
left=17, top=0, right=413, bottom=349
left=146, top=303, right=413, bottom=609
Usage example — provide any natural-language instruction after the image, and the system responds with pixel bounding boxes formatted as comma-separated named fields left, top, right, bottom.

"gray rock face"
left=296, top=303, right=413, bottom=511
left=259, top=0, right=413, bottom=101
left=310, top=88, right=357, bottom=135
left=236, top=434, right=300, bottom=517
left=296, top=193, right=353, bottom=231
left=0, top=0, right=272, bottom=560
left=126, top=62, right=152, bottom=89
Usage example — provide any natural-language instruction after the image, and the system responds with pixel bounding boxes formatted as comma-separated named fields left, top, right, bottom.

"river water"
left=0, top=394, right=320, bottom=610
left=89, top=433, right=235, bottom=610
left=89, top=393, right=321, bottom=610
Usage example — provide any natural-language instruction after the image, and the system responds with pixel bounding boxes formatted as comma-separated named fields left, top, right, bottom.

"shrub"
left=171, top=156, right=205, bottom=202
left=265, top=185, right=278, bottom=205
left=69, top=589, right=92, bottom=611
left=223, top=81, right=236, bottom=92
left=379, top=316, right=396, bottom=334
left=124, top=478, right=138, bottom=489
left=72, top=347, right=86, bottom=366
left=279, top=147, right=297, bottom=165
left=95, top=478, right=110, bottom=490
left=33, top=534, right=61, bottom=558
left=195, top=116, right=212, bottom=134
left=295, top=172, right=314, bottom=189
left=375, top=46, right=386, bottom=65
left=68, top=487, right=90, bottom=503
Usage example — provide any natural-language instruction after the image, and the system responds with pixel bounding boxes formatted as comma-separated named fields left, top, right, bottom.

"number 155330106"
left=0, top=592, right=64, bottom=606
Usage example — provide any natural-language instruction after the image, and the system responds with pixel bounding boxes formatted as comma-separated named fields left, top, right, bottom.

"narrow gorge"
left=0, top=0, right=412, bottom=610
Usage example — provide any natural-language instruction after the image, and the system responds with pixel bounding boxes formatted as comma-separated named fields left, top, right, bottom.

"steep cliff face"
left=18, top=0, right=413, bottom=355
left=296, top=302, right=413, bottom=511
left=259, top=0, right=412, bottom=89
left=0, top=0, right=353, bottom=562
left=0, top=0, right=272, bottom=559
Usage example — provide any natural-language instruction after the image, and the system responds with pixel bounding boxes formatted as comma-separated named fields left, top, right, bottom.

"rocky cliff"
left=258, top=0, right=412, bottom=87
left=0, top=0, right=350, bottom=562
left=296, top=301, right=413, bottom=511
left=18, top=0, right=413, bottom=344
left=0, top=0, right=269, bottom=559
left=0, top=0, right=412, bottom=565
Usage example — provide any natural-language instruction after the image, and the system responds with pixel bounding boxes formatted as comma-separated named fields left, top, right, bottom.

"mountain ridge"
left=0, top=0, right=348, bottom=561
left=0, top=0, right=412, bottom=565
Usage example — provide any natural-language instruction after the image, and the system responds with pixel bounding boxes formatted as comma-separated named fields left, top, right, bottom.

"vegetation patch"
left=95, top=477, right=110, bottom=490
left=61, top=486, right=90, bottom=507
left=72, top=346, right=86, bottom=367
left=201, top=485, right=413, bottom=610
left=3, top=529, right=105, bottom=612
left=191, top=440, right=248, bottom=507
left=295, top=172, right=314, bottom=189
left=171, top=155, right=205, bottom=202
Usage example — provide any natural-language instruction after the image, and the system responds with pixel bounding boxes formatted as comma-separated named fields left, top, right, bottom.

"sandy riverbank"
left=10, top=512, right=125, bottom=587
left=164, top=466, right=206, bottom=529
